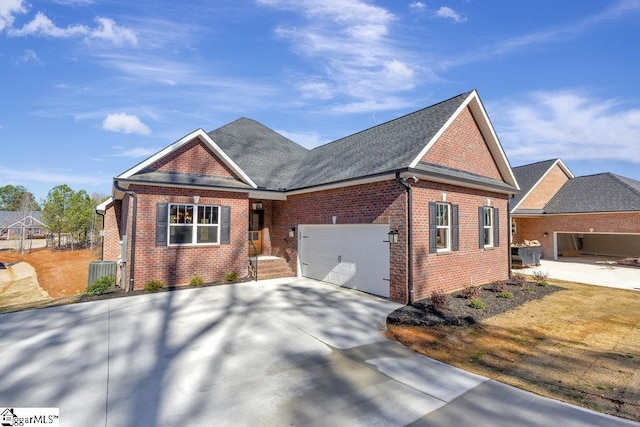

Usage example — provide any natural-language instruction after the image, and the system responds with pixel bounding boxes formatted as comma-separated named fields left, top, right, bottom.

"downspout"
left=95, top=209, right=105, bottom=261
left=396, top=172, right=413, bottom=305
left=507, top=195, right=512, bottom=279
left=113, top=179, right=137, bottom=292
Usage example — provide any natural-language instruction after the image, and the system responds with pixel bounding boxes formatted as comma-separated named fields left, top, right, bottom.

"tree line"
left=0, top=184, right=107, bottom=252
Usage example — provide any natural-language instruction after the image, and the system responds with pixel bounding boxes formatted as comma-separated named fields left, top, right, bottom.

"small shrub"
left=144, top=280, right=164, bottom=292
left=522, top=286, right=533, bottom=293
left=497, top=291, right=513, bottom=299
left=430, top=289, right=448, bottom=311
left=469, top=299, right=486, bottom=310
left=461, top=285, right=481, bottom=300
left=86, top=275, right=115, bottom=296
left=532, top=270, right=549, bottom=286
left=510, top=272, right=527, bottom=286
left=489, top=280, right=507, bottom=293
left=190, top=275, right=204, bottom=286
left=224, top=272, right=238, bottom=282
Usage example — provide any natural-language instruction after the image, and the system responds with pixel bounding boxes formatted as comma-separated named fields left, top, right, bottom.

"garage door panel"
left=300, top=224, right=390, bottom=298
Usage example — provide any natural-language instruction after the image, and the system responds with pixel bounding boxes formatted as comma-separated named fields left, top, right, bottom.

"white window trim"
left=168, top=203, right=221, bottom=246
left=436, top=202, right=451, bottom=252
left=483, top=206, right=494, bottom=248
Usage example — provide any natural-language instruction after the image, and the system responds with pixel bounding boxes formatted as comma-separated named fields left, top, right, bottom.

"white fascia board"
left=248, top=190, right=287, bottom=201
left=555, top=158, right=574, bottom=179
left=96, top=197, right=113, bottom=214
left=398, top=171, right=515, bottom=195
left=510, top=159, right=572, bottom=213
left=117, top=129, right=257, bottom=188
left=409, top=90, right=520, bottom=192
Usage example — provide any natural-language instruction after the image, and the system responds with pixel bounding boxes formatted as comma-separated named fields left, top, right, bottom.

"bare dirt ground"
left=0, top=248, right=98, bottom=311
left=387, top=278, right=640, bottom=422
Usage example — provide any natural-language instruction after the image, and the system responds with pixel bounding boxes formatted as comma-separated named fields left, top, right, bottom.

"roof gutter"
left=396, top=172, right=413, bottom=305
left=113, top=178, right=137, bottom=292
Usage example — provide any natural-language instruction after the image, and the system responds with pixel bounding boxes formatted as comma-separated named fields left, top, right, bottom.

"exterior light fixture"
left=388, top=229, right=399, bottom=244
left=289, top=227, right=296, bottom=238
left=543, top=232, right=549, bottom=238
left=252, top=202, right=263, bottom=211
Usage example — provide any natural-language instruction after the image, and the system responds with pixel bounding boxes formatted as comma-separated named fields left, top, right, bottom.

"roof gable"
left=409, top=90, right=518, bottom=190
left=117, top=129, right=256, bottom=188
left=0, top=211, right=45, bottom=228
left=544, top=172, right=640, bottom=213
left=511, top=159, right=573, bottom=212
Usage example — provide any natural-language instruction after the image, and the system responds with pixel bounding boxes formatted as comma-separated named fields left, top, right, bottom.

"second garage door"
left=299, top=224, right=391, bottom=298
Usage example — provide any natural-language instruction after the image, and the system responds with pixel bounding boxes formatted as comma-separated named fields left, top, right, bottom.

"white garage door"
left=299, top=224, right=391, bottom=298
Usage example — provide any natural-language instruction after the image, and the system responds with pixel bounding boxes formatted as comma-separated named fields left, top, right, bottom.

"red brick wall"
left=270, top=179, right=509, bottom=303
left=271, top=181, right=409, bottom=301
left=411, top=181, right=509, bottom=300
left=515, top=212, right=640, bottom=259
left=150, top=138, right=238, bottom=178
left=103, top=185, right=248, bottom=289
left=519, top=164, right=569, bottom=210
left=422, top=106, right=503, bottom=181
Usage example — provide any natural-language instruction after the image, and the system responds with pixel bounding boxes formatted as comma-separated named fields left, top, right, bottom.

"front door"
left=249, top=211, right=263, bottom=255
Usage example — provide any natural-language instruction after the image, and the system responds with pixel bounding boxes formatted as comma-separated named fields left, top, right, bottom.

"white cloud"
left=434, top=6, right=466, bottom=23
left=113, top=147, right=158, bottom=158
left=259, top=0, right=421, bottom=113
left=10, top=11, right=87, bottom=37
left=0, top=0, right=26, bottom=32
left=102, top=113, right=151, bottom=135
left=408, top=2, right=427, bottom=14
left=16, top=49, right=42, bottom=64
left=8, top=12, right=137, bottom=46
left=492, top=90, right=640, bottom=163
left=90, top=17, right=138, bottom=46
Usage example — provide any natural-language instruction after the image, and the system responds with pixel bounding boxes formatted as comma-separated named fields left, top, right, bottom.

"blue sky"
left=1, top=0, right=639, bottom=202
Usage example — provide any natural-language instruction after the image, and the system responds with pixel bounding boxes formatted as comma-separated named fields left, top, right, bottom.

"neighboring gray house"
left=0, top=211, right=47, bottom=240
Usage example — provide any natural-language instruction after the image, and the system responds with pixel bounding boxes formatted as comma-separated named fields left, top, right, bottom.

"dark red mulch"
left=387, top=280, right=563, bottom=328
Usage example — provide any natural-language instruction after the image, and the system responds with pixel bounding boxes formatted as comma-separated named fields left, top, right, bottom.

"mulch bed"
left=387, top=278, right=563, bottom=328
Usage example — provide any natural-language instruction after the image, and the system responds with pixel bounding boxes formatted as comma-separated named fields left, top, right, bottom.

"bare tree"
left=17, top=192, right=39, bottom=253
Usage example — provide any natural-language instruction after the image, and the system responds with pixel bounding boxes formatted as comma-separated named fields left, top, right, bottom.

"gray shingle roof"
left=288, top=91, right=472, bottom=190
left=206, top=92, right=472, bottom=191
left=0, top=211, right=44, bottom=228
left=124, top=90, right=517, bottom=194
left=511, top=159, right=559, bottom=208
left=544, top=173, right=640, bottom=213
left=208, top=118, right=309, bottom=190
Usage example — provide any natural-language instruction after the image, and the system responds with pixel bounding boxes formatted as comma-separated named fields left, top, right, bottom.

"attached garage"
left=299, top=224, right=391, bottom=298
left=555, top=232, right=640, bottom=259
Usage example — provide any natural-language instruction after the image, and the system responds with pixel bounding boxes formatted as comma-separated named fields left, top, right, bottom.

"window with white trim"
left=169, top=204, right=219, bottom=245
left=436, top=202, right=451, bottom=251
left=483, top=207, right=494, bottom=247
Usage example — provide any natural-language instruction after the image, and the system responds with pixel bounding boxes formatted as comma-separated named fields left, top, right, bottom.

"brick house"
left=97, top=90, right=520, bottom=304
left=511, top=159, right=640, bottom=260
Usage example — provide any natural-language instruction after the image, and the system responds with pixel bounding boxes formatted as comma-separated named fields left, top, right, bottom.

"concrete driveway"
left=520, top=259, right=640, bottom=291
left=0, top=278, right=636, bottom=426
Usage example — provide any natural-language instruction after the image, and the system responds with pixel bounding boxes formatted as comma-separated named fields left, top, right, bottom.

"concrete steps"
left=249, top=256, right=296, bottom=280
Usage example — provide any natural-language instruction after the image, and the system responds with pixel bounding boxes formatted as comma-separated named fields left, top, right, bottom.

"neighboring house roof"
left=544, top=173, right=640, bottom=213
left=109, top=90, right=519, bottom=207
left=511, top=159, right=573, bottom=211
left=0, top=211, right=45, bottom=228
